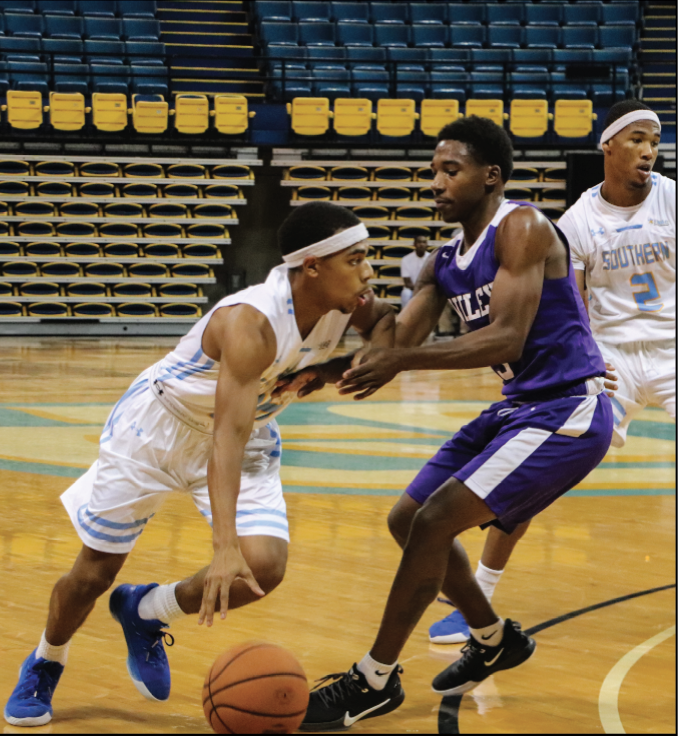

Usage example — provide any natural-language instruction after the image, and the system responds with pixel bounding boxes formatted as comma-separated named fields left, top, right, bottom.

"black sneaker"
left=432, top=619, right=535, bottom=696
left=299, top=663, right=405, bottom=732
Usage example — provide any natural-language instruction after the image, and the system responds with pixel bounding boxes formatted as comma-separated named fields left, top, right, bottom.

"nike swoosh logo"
left=375, top=670, right=390, bottom=676
left=343, top=698, right=390, bottom=727
left=481, top=631, right=498, bottom=641
left=484, top=648, right=504, bottom=667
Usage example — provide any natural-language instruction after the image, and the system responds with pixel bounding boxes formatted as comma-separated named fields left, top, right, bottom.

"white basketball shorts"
left=61, top=369, right=289, bottom=554
left=598, top=339, right=676, bottom=447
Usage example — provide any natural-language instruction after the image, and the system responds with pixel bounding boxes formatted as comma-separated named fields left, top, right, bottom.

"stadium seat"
left=4, top=13, right=43, bottom=38
left=49, top=90, right=88, bottom=130
left=125, top=40, right=165, bottom=65
left=99, top=222, right=140, bottom=238
left=212, top=164, right=252, bottom=179
left=330, top=2, right=369, bottom=24
left=42, top=37, right=83, bottom=61
left=204, top=183, right=241, bottom=199
left=20, top=283, right=62, bottom=298
left=312, top=69, right=351, bottom=99
left=43, top=14, right=83, bottom=39
left=563, top=4, right=601, bottom=27
left=412, top=24, right=447, bottom=49
left=147, top=202, right=185, bottom=219
left=541, top=188, right=566, bottom=203
left=294, top=185, right=331, bottom=200
left=27, top=302, right=70, bottom=317
left=353, top=205, right=389, bottom=220
left=91, top=63, right=129, bottom=94
left=465, top=99, right=506, bottom=128
left=510, top=71, right=549, bottom=99
left=104, top=242, right=138, bottom=257
left=266, top=45, right=307, bottom=72
left=212, top=94, right=254, bottom=135
left=525, top=26, right=561, bottom=50
left=382, top=244, right=413, bottom=259
left=469, top=71, right=504, bottom=100
left=9, top=61, right=49, bottom=95
left=387, top=47, right=428, bottom=72
left=0, top=0, right=36, bottom=12
left=601, top=4, right=638, bottom=26
left=143, top=222, right=182, bottom=239
left=410, top=3, right=446, bottom=26
left=365, top=224, right=391, bottom=241
left=117, top=0, right=157, bottom=19
left=158, top=284, right=199, bottom=299
left=287, top=165, right=326, bottom=180
left=85, top=262, right=125, bottom=278
left=376, top=99, right=419, bottom=138
left=292, top=1, right=330, bottom=23
left=64, top=242, right=100, bottom=256
left=375, top=185, right=410, bottom=201
left=488, top=4, right=524, bottom=26
left=488, top=26, right=523, bottom=50
left=171, top=263, right=212, bottom=280
left=371, top=2, right=408, bottom=25
left=37, top=1, right=76, bottom=15
left=16, top=200, right=55, bottom=216
left=553, top=49, right=591, bottom=72
left=287, top=96, right=331, bottom=135
left=159, top=303, right=201, bottom=319
left=524, top=5, right=561, bottom=28
left=511, top=166, right=539, bottom=182
left=60, top=200, right=99, bottom=216
left=173, top=94, right=210, bottom=134
left=430, top=71, right=467, bottom=101
left=25, top=242, right=61, bottom=257
left=122, top=182, right=157, bottom=198
left=373, top=166, right=412, bottom=182
left=122, top=18, right=160, bottom=41
left=181, top=243, right=217, bottom=259
left=472, top=48, right=511, bottom=72
left=0, top=182, right=29, bottom=198
left=397, top=225, right=430, bottom=241
left=53, top=63, right=89, bottom=94
left=396, top=205, right=432, bottom=220
left=510, top=99, right=551, bottom=138
left=298, top=21, right=335, bottom=47
left=91, top=92, right=128, bottom=131
left=307, top=46, right=346, bottom=71
left=414, top=167, right=433, bottom=182
left=84, top=38, right=124, bottom=63
left=256, top=1, right=292, bottom=23
left=395, top=71, right=427, bottom=102
left=551, top=72, right=587, bottom=101
left=260, top=21, right=298, bottom=46
left=271, top=69, right=313, bottom=100
left=131, top=93, right=167, bottom=133
left=593, top=48, right=632, bottom=73
left=72, top=303, right=114, bottom=318
left=78, top=182, right=114, bottom=198
left=447, top=4, right=484, bottom=26
left=113, top=282, right=152, bottom=297
left=333, top=97, right=374, bottom=136
left=554, top=99, right=597, bottom=138
left=38, top=181, right=72, bottom=197
left=4, top=90, right=45, bottom=129
left=374, top=24, right=409, bottom=48
left=336, top=21, right=372, bottom=48
left=84, top=16, right=122, bottom=40
left=77, top=0, right=115, bottom=17
left=562, top=26, right=598, bottom=50
left=329, top=165, right=368, bottom=181
left=505, top=187, right=534, bottom=202
left=598, top=26, right=636, bottom=48
left=104, top=201, right=143, bottom=217
left=449, top=25, right=485, bottom=49
left=130, top=64, right=167, bottom=95
left=116, top=302, right=157, bottom=318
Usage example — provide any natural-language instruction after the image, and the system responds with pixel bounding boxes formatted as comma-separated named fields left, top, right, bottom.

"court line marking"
left=598, top=625, right=676, bottom=735
left=438, top=583, right=676, bottom=735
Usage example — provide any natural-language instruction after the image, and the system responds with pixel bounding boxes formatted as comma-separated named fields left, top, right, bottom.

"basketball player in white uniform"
left=4, top=202, right=395, bottom=727
left=427, top=100, right=674, bottom=645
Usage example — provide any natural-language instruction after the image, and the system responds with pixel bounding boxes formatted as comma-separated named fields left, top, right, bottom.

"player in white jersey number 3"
left=4, top=202, right=395, bottom=727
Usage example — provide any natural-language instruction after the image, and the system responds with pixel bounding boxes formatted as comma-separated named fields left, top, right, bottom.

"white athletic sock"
left=470, top=618, right=504, bottom=647
left=138, top=582, right=186, bottom=624
left=476, top=562, right=504, bottom=602
left=357, top=652, right=397, bottom=691
left=36, top=631, right=70, bottom=666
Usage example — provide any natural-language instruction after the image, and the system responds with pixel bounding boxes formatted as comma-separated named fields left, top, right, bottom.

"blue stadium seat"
left=447, top=4, right=484, bottom=26
left=260, top=21, right=298, bottom=45
left=550, top=71, right=587, bottom=101
left=430, top=48, right=470, bottom=69
left=598, top=26, right=636, bottom=48
left=9, top=60, right=49, bottom=94
left=76, top=0, right=115, bottom=17
left=298, top=21, right=335, bottom=46
left=125, top=40, right=164, bottom=63
left=562, top=26, right=598, bottom=50
left=601, top=3, right=638, bottom=26
left=307, top=45, right=346, bottom=69
left=0, top=0, right=35, bottom=12
left=330, top=2, right=368, bottom=24
left=524, top=4, right=562, bottom=28
left=449, top=25, right=485, bottom=49
left=472, top=48, right=511, bottom=72
left=0, top=15, right=4, bottom=35
left=272, top=68, right=312, bottom=99
left=90, top=61, right=129, bottom=93
left=374, top=24, right=409, bottom=48
left=267, top=43, right=307, bottom=69
left=488, top=26, right=523, bottom=49
left=337, top=21, right=373, bottom=46
left=84, top=38, right=124, bottom=62
left=255, top=1, right=292, bottom=23
left=410, top=3, right=446, bottom=26
left=41, top=36, right=83, bottom=59
left=371, top=3, right=409, bottom=25
left=510, top=71, right=549, bottom=99
left=563, top=3, right=601, bottom=27
left=346, top=46, right=385, bottom=69
left=593, top=47, right=631, bottom=72
left=130, top=62, right=166, bottom=94
left=0, top=62, right=9, bottom=95
left=117, top=0, right=157, bottom=18
left=469, top=71, right=504, bottom=99
left=525, top=26, right=561, bottom=50
left=54, top=61, right=88, bottom=92
left=487, top=4, right=524, bottom=27
left=387, top=47, right=428, bottom=71
left=430, top=70, right=467, bottom=101
left=44, top=13, right=83, bottom=38
left=590, top=76, right=628, bottom=105
left=5, top=13, right=43, bottom=38
left=512, top=49, right=551, bottom=73
left=312, top=68, right=351, bottom=98
left=412, top=24, right=447, bottom=49
left=0, top=36, right=41, bottom=54
left=122, top=18, right=159, bottom=41
left=292, top=1, right=330, bottom=23
left=352, top=68, right=390, bottom=100
left=396, top=70, right=427, bottom=102
left=553, top=49, right=591, bottom=72
left=84, top=16, right=122, bottom=39
left=36, top=1, right=75, bottom=15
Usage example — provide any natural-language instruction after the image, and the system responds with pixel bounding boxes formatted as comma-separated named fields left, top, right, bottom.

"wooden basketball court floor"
left=0, top=337, right=674, bottom=736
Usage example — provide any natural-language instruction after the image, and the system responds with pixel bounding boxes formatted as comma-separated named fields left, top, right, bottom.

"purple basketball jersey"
left=434, top=200, right=606, bottom=400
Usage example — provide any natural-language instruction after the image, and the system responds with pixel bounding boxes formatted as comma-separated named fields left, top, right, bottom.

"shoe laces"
left=145, top=630, right=174, bottom=664
left=311, top=666, right=403, bottom=709
left=20, top=660, right=62, bottom=702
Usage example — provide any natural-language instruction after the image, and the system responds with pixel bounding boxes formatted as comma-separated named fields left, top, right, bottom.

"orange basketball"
left=202, top=641, right=310, bottom=735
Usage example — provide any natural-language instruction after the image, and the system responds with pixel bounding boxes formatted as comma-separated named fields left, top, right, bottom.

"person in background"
left=400, top=235, right=430, bottom=309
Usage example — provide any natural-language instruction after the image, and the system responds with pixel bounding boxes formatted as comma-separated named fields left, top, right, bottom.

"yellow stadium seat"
left=91, top=93, right=128, bottom=132
left=173, top=94, right=210, bottom=135
left=464, top=99, right=507, bottom=128
left=376, top=99, right=419, bottom=138
left=48, top=92, right=88, bottom=131
left=212, top=94, right=255, bottom=135
left=4, top=91, right=45, bottom=130
left=132, top=94, right=168, bottom=134
left=510, top=99, right=552, bottom=139
left=286, top=97, right=332, bottom=136
left=554, top=99, right=597, bottom=138
left=420, top=99, right=461, bottom=138
left=333, top=98, right=375, bottom=137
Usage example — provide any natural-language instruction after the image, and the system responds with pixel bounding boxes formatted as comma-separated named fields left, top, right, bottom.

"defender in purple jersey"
left=300, top=117, right=614, bottom=732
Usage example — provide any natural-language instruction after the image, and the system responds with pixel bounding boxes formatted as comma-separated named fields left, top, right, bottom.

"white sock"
left=357, top=652, right=397, bottom=691
left=36, top=631, right=70, bottom=666
left=476, top=562, right=503, bottom=602
left=138, top=583, right=186, bottom=624
left=470, top=618, right=504, bottom=647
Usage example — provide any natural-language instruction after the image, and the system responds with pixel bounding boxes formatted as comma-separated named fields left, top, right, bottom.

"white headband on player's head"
left=599, top=109, right=662, bottom=148
left=282, top=223, right=370, bottom=268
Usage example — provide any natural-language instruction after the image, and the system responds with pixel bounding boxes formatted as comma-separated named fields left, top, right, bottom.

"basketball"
left=202, top=642, right=310, bottom=735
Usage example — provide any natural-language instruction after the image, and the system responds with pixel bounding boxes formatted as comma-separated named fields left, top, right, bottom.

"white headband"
left=599, top=110, right=661, bottom=148
left=282, top=223, right=370, bottom=268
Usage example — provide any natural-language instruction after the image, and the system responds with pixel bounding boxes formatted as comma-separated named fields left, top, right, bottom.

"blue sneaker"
left=4, top=650, right=63, bottom=726
left=109, top=583, right=174, bottom=702
left=429, top=599, right=471, bottom=644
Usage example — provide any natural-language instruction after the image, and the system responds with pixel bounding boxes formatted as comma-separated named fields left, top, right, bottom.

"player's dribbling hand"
left=336, top=347, right=400, bottom=400
left=272, top=368, right=325, bottom=398
left=604, top=362, right=618, bottom=398
left=198, top=546, right=264, bottom=627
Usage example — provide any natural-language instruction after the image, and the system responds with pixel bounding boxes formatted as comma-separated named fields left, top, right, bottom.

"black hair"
left=437, top=115, right=514, bottom=183
left=603, top=99, right=654, bottom=129
left=277, top=201, right=361, bottom=257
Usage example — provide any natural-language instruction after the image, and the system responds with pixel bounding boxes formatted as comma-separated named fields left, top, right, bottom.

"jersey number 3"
left=630, top=272, right=664, bottom=312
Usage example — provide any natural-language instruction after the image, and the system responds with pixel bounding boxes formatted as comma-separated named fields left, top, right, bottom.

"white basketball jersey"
left=149, top=265, right=351, bottom=431
left=559, top=173, right=675, bottom=344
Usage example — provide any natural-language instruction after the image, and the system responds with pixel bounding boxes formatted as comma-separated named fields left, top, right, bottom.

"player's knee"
left=411, top=498, right=459, bottom=544
left=243, top=540, right=288, bottom=595
left=387, top=506, right=409, bottom=547
left=69, top=564, right=118, bottom=599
